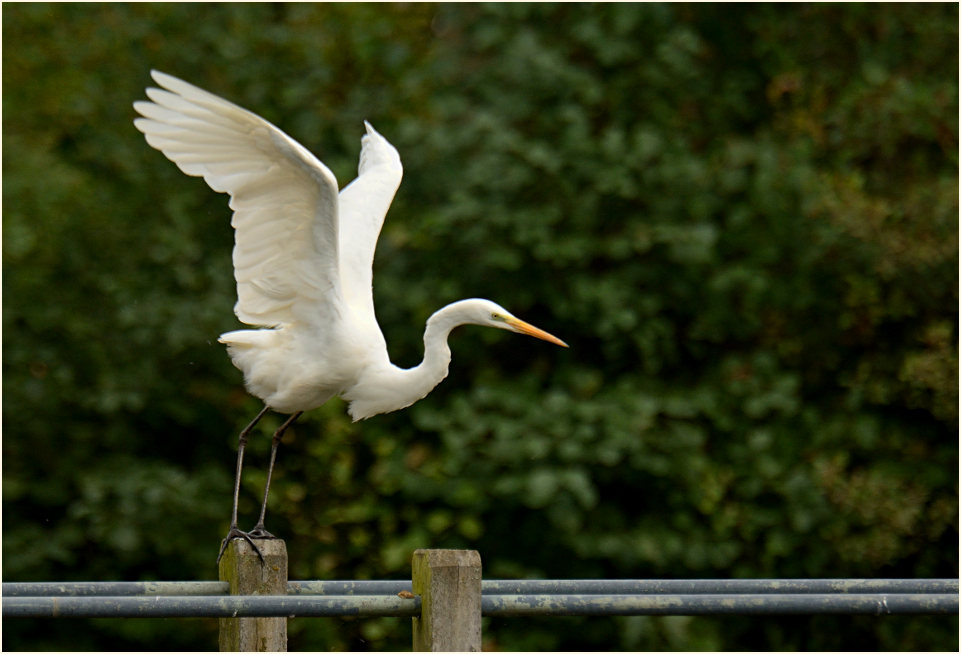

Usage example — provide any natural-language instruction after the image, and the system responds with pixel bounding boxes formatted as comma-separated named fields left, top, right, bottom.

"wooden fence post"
left=219, top=538, right=288, bottom=652
left=411, top=549, right=482, bottom=652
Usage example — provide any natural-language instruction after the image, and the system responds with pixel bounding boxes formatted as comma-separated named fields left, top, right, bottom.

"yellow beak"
left=504, top=316, right=569, bottom=348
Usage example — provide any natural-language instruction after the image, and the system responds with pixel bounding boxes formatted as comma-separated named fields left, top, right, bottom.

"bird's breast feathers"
left=219, top=324, right=377, bottom=413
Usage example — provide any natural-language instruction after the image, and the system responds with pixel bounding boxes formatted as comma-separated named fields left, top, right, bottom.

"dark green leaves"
left=3, top=3, right=957, bottom=651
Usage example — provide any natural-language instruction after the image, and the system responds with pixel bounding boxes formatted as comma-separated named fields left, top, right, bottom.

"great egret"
left=133, top=71, right=567, bottom=561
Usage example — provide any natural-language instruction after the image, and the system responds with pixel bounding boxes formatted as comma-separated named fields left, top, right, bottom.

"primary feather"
left=134, top=70, right=345, bottom=329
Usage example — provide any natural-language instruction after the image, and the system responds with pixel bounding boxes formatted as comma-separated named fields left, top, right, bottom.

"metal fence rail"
left=2, top=595, right=420, bottom=618
left=482, top=592, right=958, bottom=616
left=5, top=593, right=957, bottom=619
left=4, top=578, right=957, bottom=618
left=5, top=577, right=957, bottom=597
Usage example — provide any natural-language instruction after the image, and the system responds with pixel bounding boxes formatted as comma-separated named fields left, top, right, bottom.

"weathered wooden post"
left=411, top=549, right=482, bottom=652
left=219, top=538, right=288, bottom=652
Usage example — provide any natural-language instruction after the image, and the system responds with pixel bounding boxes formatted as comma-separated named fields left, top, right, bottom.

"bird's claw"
left=217, top=526, right=266, bottom=564
left=247, top=526, right=277, bottom=539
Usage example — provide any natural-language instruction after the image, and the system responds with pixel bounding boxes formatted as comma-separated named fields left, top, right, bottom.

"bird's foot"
left=217, top=526, right=266, bottom=564
left=247, top=525, right=276, bottom=539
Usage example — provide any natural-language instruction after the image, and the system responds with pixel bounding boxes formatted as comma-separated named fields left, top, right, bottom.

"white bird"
left=133, top=70, right=567, bottom=562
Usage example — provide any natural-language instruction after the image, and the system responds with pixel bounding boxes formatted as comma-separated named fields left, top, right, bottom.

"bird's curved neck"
left=410, top=303, right=460, bottom=387
left=346, top=303, right=462, bottom=420
left=396, top=303, right=469, bottom=396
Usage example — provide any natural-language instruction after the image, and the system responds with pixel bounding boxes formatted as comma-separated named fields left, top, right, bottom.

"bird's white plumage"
left=133, top=71, right=566, bottom=421
left=134, top=70, right=345, bottom=329
left=338, top=122, right=403, bottom=335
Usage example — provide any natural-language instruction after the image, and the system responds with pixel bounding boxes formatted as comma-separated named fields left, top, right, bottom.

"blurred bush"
left=3, top=3, right=956, bottom=650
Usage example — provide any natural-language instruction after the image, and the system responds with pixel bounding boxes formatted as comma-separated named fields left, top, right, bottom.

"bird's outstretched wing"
left=133, top=70, right=343, bottom=328
left=337, top=122, right=403, bottom=333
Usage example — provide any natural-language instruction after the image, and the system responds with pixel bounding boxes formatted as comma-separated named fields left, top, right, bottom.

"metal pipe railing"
left=5, top=577, right=957, bottom=597
left=3, top=579, right=957, bottom=618
left=481, top=592, right=959, bottom=616
left=3, top=592, right=957, bottom=618
left=2, top=595, right=420, bottom=618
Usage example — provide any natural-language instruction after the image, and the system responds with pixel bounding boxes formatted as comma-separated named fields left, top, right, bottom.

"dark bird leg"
left=217, top=404, right=270, bottom=563
left=248, top=411, right=303, bottom=538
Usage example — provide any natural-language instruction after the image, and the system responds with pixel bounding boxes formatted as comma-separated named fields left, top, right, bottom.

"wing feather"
left=337, top=122, right=403, bottom=333
left=133, top=70, right=343, bottom=328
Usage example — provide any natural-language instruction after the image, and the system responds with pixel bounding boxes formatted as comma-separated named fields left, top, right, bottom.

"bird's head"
left=456, top=299, right=568, bottom=348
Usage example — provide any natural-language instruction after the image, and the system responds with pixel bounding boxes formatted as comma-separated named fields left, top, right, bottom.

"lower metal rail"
left=4, top=578, right=956, bottom=597
left=2, top=579, right=957, bottom=618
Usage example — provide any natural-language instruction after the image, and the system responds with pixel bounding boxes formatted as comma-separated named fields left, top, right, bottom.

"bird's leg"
left=217, top=404, right=270, bottom=564
left=248, top=411, right=302, bottom=538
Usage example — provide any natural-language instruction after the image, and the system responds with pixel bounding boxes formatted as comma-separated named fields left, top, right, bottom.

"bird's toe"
left=217, top=526, right=266, bottom=564
left=247, top=526, right=277, bottom=539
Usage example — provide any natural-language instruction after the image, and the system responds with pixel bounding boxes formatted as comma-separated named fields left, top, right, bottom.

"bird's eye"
left=491, top=312, right=504, bottom=321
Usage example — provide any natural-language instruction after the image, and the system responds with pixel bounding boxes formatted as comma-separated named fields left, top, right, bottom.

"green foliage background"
left=3, top=3, right=957, bottom=651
